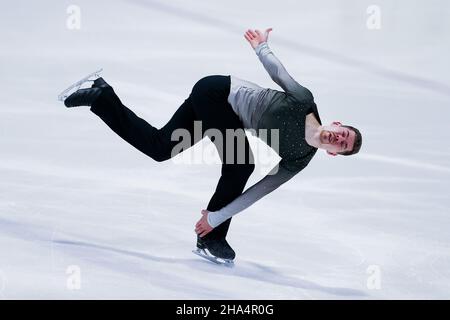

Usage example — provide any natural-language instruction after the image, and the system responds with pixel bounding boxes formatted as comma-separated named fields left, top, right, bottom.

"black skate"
left=58, top=68, right=103, bottom=102
left=193, top=236, right=235, bottom=267
left=62, top=75, right=112, bottom=108
left=64, top=87, right=103, bottom=108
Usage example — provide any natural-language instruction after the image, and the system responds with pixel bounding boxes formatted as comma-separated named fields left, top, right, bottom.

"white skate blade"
left=58, top=68, right=103, bottom=102
left=192, top=248, right=234, bottom=267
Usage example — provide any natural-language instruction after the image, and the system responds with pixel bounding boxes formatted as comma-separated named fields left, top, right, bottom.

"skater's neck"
left=305, top=112, right=322, bottom=148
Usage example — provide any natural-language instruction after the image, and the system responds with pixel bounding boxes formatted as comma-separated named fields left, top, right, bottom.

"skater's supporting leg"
left=205, top=162, right=255, bottom=240
left=90, top=87, right=199, bottom=162
left=190, top=75, right=255, bottom=241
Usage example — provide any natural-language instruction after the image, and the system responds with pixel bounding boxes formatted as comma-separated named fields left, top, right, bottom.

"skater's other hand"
left=244, top=28, right=273, bottom=49
left=195, top=209, right=213, bottom=237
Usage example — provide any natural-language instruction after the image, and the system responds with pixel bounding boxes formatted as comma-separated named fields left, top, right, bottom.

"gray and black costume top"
left=207, top=42, right=322, bottom=228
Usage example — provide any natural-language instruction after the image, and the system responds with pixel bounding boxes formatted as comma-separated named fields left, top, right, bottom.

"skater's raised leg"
left=89, top=83, right=200, bottom=162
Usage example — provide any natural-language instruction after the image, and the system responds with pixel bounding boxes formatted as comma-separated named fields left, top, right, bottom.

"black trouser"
left=90, top=75, right=255, bottom=241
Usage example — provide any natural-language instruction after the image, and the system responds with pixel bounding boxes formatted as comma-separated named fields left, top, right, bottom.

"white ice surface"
left=0, top=0, right=449, bottom=299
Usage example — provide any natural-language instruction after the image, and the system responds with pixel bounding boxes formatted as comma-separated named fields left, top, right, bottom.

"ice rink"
left=0, top=0, right=449, bottom=299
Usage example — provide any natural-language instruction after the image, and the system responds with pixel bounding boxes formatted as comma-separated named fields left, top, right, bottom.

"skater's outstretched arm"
left=201, top=161, right=304, bottom=230
left=244, top=28, right=314, bottom=104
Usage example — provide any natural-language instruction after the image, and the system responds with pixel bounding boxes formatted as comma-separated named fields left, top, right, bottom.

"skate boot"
left=91, top=77, right=111, bottom=89
left=58, top=68, right=103, bottom=102
left=63, top=76, right=112, bottom=107
left=64, top=87, right=103, bottom=108
left=193, top=236, right=235, bottom=266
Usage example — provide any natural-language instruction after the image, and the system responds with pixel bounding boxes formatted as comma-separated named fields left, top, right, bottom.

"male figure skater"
left=61, top=28, right=362, bottom=264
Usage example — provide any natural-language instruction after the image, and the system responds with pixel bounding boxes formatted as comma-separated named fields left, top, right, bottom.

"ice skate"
left=193, top=237, right=235, bottom=267
left=63, top=87, right=103, bottom=108
left=57, top=68, right=103, bottom=102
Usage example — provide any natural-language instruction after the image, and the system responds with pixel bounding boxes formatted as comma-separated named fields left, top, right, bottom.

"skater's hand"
left=244, top=28, right=273, bottom=49
left=195, top=209, right=214, bottom=237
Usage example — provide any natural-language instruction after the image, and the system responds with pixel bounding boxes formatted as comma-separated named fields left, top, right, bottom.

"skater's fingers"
left=246, top=30, right=257, bottom=40
left=196, top=217, right=205, bottom=227
left=196, top=225, right=205, bottom=233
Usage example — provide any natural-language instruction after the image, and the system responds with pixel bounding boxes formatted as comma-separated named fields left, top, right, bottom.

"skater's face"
left=320, top=122, right=356, bottom=156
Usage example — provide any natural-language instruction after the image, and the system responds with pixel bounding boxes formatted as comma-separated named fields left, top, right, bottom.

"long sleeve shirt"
left=207, top=42, right=322, bottom=228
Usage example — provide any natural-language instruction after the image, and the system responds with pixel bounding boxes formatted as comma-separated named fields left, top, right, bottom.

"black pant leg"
left=90, top=87, right=198, bottom=162
left=190, top=75, right=255, bottom=240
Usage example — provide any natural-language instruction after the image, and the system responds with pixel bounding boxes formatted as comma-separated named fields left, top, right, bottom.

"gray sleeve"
left=207, top=164, right=299, bottom=228
left=254, top=42, right=313, bottom=103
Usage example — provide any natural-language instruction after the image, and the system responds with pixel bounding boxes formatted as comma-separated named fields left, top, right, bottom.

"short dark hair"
left=338, top=125, right=362, bottom=156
